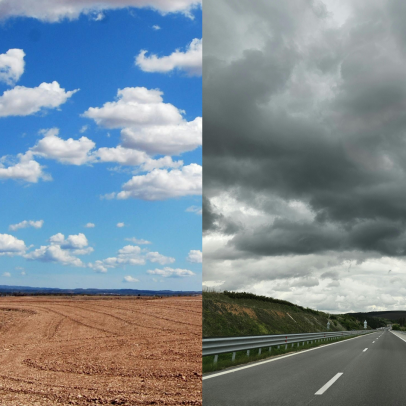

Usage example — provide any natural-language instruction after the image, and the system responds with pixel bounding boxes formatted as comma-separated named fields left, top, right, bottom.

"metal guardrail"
left=203, top=330, right=372, bottom=358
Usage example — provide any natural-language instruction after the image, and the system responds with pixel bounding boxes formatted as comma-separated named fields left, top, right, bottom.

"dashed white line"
left=372, top=341, right=375, bottom=343
left=363, top=348, right=368, bottom=352
left=315, top=373, right=343, bottom=395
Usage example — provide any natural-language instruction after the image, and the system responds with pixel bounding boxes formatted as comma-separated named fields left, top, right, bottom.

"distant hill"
left=347, top=311, right=405, bottom=327
left=0, top=285, right=201, bottom=296
left=203, top=291, right=369, bottom=338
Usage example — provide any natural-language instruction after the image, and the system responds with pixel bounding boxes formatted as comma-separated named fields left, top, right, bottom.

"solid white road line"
left=363, top=348, right=368, bottom=352
left=315, top=373, right=343, bottom=395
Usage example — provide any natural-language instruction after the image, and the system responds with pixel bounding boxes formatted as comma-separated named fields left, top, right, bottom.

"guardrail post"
left=277, top=345, right=280, bottom=349
left=213, top=355, right=218, bottom=364
left=232, top=352, right=236, bottom=361
left=247, top=350, right=250, bottom=356
left=285, top=344, right=287, bottom=349
left=258, top=348, right=261, bottom=355
left=269, top=346, right=272, bottom=353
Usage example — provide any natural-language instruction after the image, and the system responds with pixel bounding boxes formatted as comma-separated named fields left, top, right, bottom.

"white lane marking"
left=363, top=348, right=368, bottom=352
left=315, top=373, right=343, bottom=395
left=391, top=331, right=406, bottom=343
left=203, top=332, right=378, bottom=380
left=373, top=341, right=375, bottom=343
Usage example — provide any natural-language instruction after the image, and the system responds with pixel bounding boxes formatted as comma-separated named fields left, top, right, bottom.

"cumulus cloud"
left=147, top=267, right=195, bottom=277
left=25, top=244, right=85, bottom=267
left=116, top=163, right=202, bottom=200
left=88, top=244, right=174, bottom=272
left=9, top=220, right=44, bottom=231
left=94, top=145, right=182, bottom=169
left=0, top=0, right=201, bottom=22
left=121, top=117, right=201, bottom=155
left=25, top=232, right=92, bottom=266
left=123, top=275, right=139, bottom=283
left=0, top=49, right=25, bottom=85
left=83, top=87, right=201, bottom=156
left=2, top=272, right=11, bottom=277
left=31, top=128, right=95, bottom=165
left=135, top=38, right=202, bottom=76
left=187, top=249, right=202, bottom=263
left=0, top=234, right=26, bottom=255
left=117, top=222, right=125, bottom=228
left=152, top=25, right=161, bottom=30
left=85, top=223, right=95, bottom=228
left=125, top=237, right=151, bottom=245
left=0, top=81, right=78, bottom=117
left=146, top=251, right=175, bottom=265
left=0, top=152, right=48, bottom=183
left=83, top=87, right=182, bottom=129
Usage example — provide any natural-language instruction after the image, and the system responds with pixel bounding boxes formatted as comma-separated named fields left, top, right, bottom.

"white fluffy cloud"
left=2, top=272, right=11, bottom=277
left=0, top=0, right=201, bottom=22
left=0, top=49, right=25, bottom=85
left=25, top=244, right=85, bottom=267
left=147, top=267, right=195, bottom=277
left=0, top=234, right=26, bottom=255
left=0, top=81, right=78, bottom=117
left=88, top=244, right=174, bottom=272
left=95, top=145, right=182, bottom=169
left=117, top=222, right=125, bottom=228
left=146, top=251, right=175, bottom=265
left=9, top=220, right=44, bottom=231
left=31, top=128, right=95, bottom=165
left=116, top=163, right=202, bottom=200
left=136, top=38, right=202, bottom=76
left=125, top=237, right=151, bottom=245
left=50, top=232, right=89, bottom=250
left=25, top=232, right=92, bottom=266
left=187, top=249, right=202, bottom=263
left=0, top=153, right=47, bottom=183
left=83, top=87, right=182, bottom=129
left=121, top=117, right=202, bottom=155
left=85, top=223, right=95, bottom=228
left=123, top=275, right=139, bottom=283
left=83, top=87, right=201, bottom=157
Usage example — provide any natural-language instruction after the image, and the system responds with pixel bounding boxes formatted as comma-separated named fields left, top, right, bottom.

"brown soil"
left=0, top=296, right=202, bottom=405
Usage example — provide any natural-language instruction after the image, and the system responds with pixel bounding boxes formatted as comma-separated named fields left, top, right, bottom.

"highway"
left=203, top=330, right=406, bottom=405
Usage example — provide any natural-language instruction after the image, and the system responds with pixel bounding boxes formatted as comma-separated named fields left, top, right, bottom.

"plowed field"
left=0, top=296, right=202, bottom=405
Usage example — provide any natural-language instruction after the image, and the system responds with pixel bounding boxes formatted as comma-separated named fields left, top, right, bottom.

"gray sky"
left=203, top=0, right=406, bottom=313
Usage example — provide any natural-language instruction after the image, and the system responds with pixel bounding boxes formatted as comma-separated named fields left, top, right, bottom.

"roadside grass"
left=203, top=333, right=370, bottom=374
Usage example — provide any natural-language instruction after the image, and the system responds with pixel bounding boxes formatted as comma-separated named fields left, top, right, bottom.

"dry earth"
left=0, top=295, right=202, bottom=405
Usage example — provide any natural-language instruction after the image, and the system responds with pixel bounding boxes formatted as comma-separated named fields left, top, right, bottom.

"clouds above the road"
left=203, top=0, right=406, bottom=311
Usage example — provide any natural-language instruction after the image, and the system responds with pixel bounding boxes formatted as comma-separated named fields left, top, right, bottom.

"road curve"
left=203, top=330, right=406, bottom=405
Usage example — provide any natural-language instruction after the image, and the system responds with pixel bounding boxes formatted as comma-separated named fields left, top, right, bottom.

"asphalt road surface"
left=203, top=330, right=406, bottom=405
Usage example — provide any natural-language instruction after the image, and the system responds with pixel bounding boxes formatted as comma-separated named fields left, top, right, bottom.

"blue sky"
left=0, top=1, right=202, bottom=291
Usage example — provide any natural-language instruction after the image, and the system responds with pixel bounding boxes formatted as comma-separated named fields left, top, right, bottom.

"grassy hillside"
left=203, top=291, right=369, bottom=337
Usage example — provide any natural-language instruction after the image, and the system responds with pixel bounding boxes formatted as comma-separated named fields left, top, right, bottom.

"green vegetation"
left=203, top=291, right=368, bottom=338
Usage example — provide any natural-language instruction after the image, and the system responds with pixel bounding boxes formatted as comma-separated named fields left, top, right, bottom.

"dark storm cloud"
left=203, top=195, right=242, bottom=235
left=204, top=0, right=406, bottom=258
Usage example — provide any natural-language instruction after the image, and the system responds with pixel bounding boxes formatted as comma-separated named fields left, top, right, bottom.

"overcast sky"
left=0, top=0, right=202, bottom=290
left=203, top=0, right=406, bottom=312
